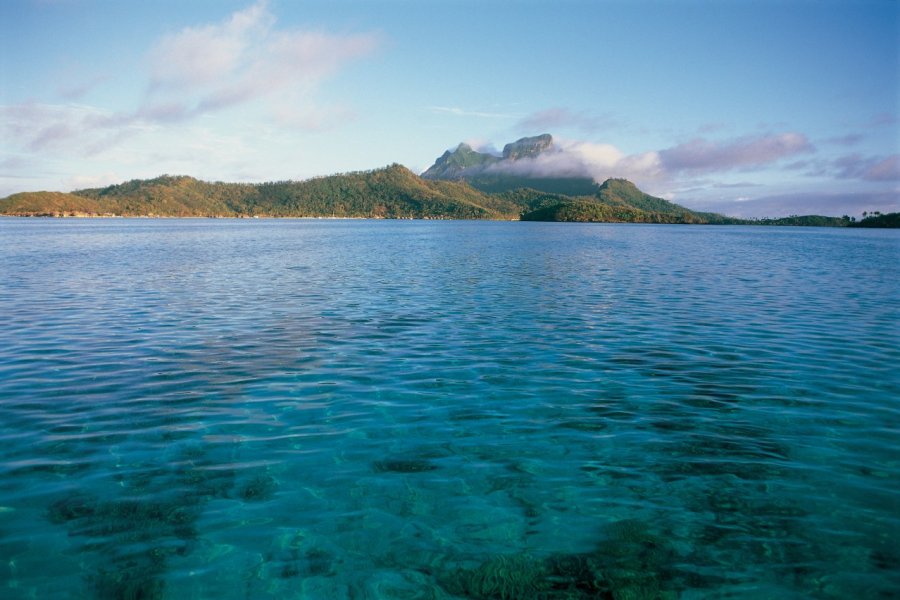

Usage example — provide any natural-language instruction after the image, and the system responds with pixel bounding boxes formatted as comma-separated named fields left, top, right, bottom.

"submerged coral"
left=238, top=473, right=278, bottom=501
left=443, top=554, right=552, bottom=599
left=373, top=458, right=438, bottom=473
left=438, top=520, right=683, bottom=599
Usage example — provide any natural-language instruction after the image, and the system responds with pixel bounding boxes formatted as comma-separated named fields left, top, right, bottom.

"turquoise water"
left=0, top=218, right=898, bottom=599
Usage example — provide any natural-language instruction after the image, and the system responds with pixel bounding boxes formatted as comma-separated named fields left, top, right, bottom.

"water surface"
left=1, top=218, right=898, bottom=599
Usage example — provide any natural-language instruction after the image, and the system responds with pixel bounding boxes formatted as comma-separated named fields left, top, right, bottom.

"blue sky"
left=1, top=0, right=897, bottom=217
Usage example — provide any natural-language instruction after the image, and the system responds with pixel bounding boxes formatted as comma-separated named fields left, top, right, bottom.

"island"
left=1, top=135, right=895, bottom=227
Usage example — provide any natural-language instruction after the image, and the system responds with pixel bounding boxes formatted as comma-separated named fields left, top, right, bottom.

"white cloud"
left=1, top=1, right=381, bottom=164
left=149, top=1, right=273, bottom=90
left=144, top=1, right=380, bottom=122
left=481, top=138, right=667, bottom=191
left=66, top=172, right=121, bottom=190
left=834, top=153, right=900, bottom=181
left=0, top=102, right=145, bottom=154
left=659, top=133, right=813, bottom=173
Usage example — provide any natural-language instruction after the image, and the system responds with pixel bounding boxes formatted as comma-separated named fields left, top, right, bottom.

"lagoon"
left=0, top=218, right=898, bottom=598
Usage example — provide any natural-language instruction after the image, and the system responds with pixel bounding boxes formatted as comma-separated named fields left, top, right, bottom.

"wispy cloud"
left=66, top=172, right=121, bottom=190
left=474, top=133, right=817, bottom=195
left=824, top=133, right=865, bottom=147
left=479, top=132, right=818, bottom=198
left=1, top=1, right=381, bottom=158
left=834, top=153, right=900, bottom=182
left=684, top=190, right=900, bottom=219
left=144, top=0, right=380, bottom=123
left=0, top=103, right=141, bottom=154
left=658, top=133, right=813, bottom=173
left=57, top=74, right=110, bottom=101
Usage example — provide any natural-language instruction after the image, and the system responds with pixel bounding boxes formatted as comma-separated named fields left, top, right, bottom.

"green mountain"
left=0, top=191, right=107, bottom=217
left=421, top=133, right=599, bottom=196
left=0, top=165, right=525, bottom=219
left=596, top=178, right=692, bottom=216
left=501, top=133, right=554, bottom=160
left=419, top=143, right=500, bottom=179
left=1, top=167, right=731, bottom=223
left=519, top=178, right=740, bottom=224
left=4, top=134, right=864, bottom=226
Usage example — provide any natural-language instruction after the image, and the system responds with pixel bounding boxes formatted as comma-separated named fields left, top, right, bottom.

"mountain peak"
left=422, top=142, right=500, bottom=179
left=421, top=133, right=597, bottom=195
left=422, top=134, right=555, bottom=181
left=598, top=177, right=638, bottom=191
left=502, top=134, right=554, bottom=160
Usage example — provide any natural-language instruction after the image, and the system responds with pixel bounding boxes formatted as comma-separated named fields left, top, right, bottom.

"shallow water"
left=0, top=218, right=898, bottom=599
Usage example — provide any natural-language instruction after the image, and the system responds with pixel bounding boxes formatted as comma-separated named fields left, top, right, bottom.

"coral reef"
left=373, top=458, right=438, bottom=473
left=443, top=554, right=552, bottom=599
left=238, top=473, right=278, bottom=501
left=438, top=520, right=682, bottom=599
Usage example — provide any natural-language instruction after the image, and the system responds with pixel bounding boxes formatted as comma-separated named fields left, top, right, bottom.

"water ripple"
left=0, top=219, right=898, bottom=598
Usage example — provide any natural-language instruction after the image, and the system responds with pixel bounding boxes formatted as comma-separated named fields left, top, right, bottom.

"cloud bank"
left=480, top=132, right=816, bottom=194
left=658, top=133, right=813, bottom=173
left=145, top=0, right=379, bottom=123
left=684, top=190, right=900, bottom=219
left=1, top=1, right=380, bottom=157
left=834, top=153, right=900, bottom=182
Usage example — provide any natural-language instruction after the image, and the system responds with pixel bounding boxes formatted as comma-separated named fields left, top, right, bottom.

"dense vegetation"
left=464, top=174, right=599, bottom=196
left=519, top=179, right=743, bottom=224
left=849, top=212, right=900, bottom=228
left=746, top=215, right=850, bottom=227
left=3, top=153, right=894, bottom=226
left=0, top=191, right=107, bottom=217
left=0, top=166, right=739, bottom=223
left=0, top=166, right=523, bottom=220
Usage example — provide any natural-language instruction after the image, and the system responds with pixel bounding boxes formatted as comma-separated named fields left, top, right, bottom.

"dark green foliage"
left=748, top=215, right=850, bottom=227
left=849, top=211, right=900, bottom=228
left=496, top=188, right=583, bottom=214
left=421, top=143, right=501, bottom=179
left=521, top=199, right=711, bottom=224
left=2, top=164, right=851, bottom=225
left=1, top=165, right=524, bottom=219
left=467, top=174, right=599, bottom=196
left=596, top=178, right=689, bottom=216
left=519, top=180, right=748, bottom=224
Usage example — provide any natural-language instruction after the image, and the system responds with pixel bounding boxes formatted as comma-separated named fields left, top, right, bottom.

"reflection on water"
left=0, top=218, right=898, bottom=598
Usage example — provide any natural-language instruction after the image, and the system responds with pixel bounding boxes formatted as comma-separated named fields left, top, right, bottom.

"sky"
left=1, top=0, right=897, bottom=217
